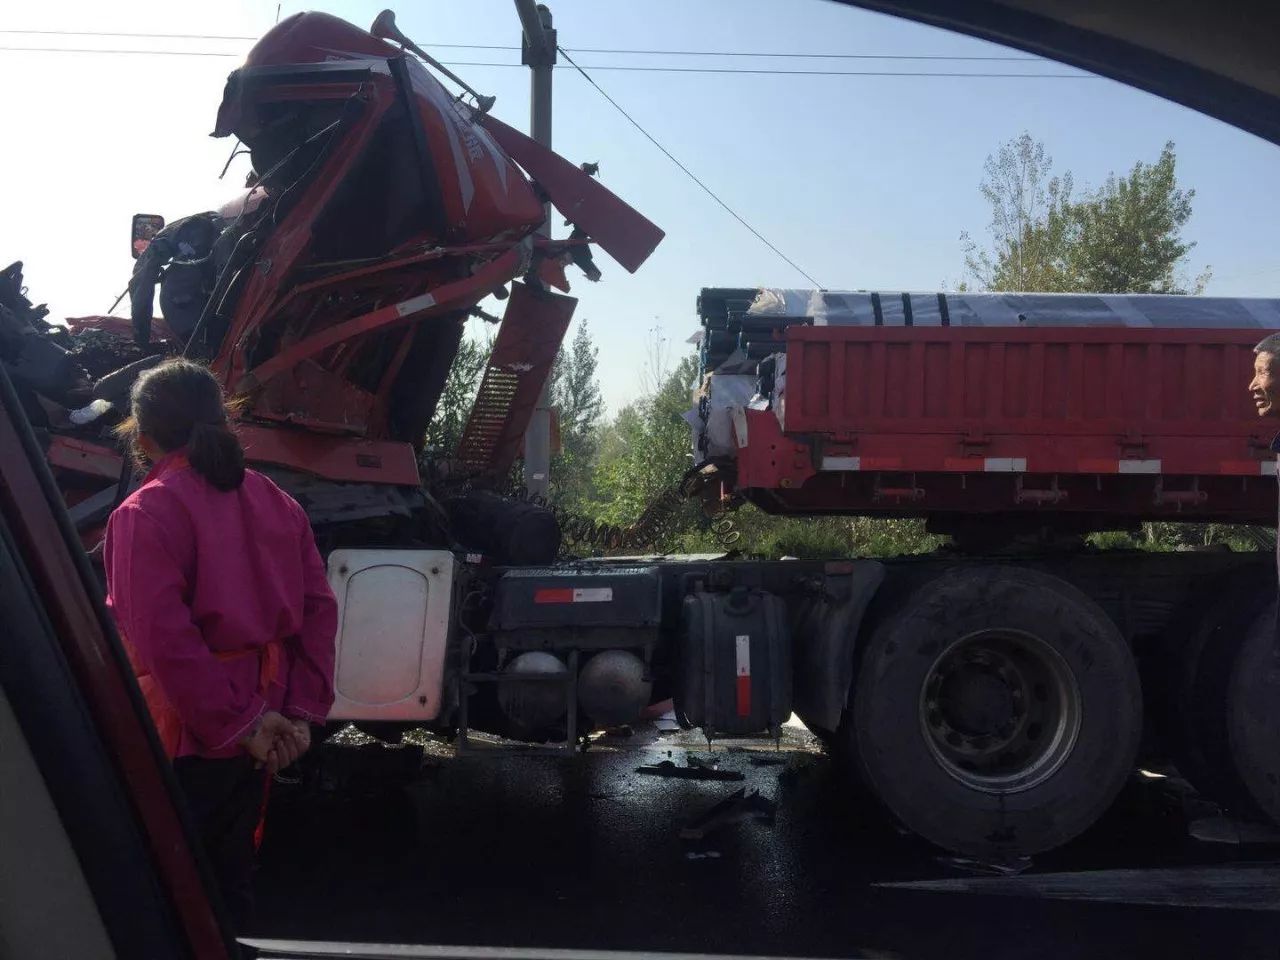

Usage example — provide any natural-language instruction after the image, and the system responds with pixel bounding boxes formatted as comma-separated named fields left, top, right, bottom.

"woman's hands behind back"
left=239, top=711, right=310, bottom=773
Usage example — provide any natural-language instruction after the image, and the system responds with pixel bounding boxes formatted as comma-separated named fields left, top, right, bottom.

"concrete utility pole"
left=516, top=0, right=556, bottom=500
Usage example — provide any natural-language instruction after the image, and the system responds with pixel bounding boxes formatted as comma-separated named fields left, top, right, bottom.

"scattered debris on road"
left=1189, top=816, right=1280, bottom=845
left=936, top=855, right=1033, bottom=877
left=637, top=759, right=745, bottom=782
left=679, top=787, right=776, bottom=840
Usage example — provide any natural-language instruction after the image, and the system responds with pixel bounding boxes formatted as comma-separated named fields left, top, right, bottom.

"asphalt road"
left=251, top=724, right=1280, bottom=959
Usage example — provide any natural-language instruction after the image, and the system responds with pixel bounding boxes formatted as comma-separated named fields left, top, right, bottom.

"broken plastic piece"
left=936, top=854, right=1033, bottom=877
left=69, top=398, right=114, bottom=426
left=636, top=759, right=744, bottom=782
left=679, top=787, right=776, bottom=840
left=1189, top=816, right=1280, bottom=846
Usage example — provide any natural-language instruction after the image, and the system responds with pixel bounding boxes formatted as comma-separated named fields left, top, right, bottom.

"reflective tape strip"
left=983, top=457, right=1027, bottom=472
left=534, top=587, right=614, bottom=604
left=396, top=292, right=437, bottom=317
left=821, top=456, right=861, bottom=471
left=735, top=635, right=752, bottom=718
left=1118, top=459, right=1162, bottom=474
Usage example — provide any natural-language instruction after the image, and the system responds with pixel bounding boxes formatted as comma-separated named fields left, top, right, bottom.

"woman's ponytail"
left=187, top=419, right=246, bottom=492
left=121, top=358, right=247, bottom=492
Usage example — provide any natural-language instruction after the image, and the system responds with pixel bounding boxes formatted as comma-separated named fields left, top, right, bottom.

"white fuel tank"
left=326, top=549, right=455, bottom=722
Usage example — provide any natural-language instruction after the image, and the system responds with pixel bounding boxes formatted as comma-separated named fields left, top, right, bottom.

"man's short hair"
left=1255, top=332, right=1280, bottom=362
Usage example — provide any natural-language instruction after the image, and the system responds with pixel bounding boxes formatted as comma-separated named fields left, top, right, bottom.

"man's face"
left=1250, top=352, right=1280, bottom=418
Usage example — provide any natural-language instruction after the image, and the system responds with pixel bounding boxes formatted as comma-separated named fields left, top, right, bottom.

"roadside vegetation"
left=429, top=137, right=1267, bottom=558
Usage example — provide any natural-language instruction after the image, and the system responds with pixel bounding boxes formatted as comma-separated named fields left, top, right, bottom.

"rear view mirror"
left=131, top=213, right=165, bottom=259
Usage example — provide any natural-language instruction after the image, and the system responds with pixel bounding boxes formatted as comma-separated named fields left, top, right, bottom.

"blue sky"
left=5, top=0, right=1279, bottom=411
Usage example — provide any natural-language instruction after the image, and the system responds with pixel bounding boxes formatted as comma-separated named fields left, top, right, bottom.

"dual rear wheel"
left=1173, top=570, right=1280, bottom=822
left=839, top=566, right=1143, bottom=859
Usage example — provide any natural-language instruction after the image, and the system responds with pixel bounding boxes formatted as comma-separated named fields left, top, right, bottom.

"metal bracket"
left=1118, top=434, right=1148, bottom=458
left=1015, top=474, right=1067, bottom=505
left=1153, top=476, right=1207, bottom=510
left=455, top=646, right=580, bottom=755
left=872, top=473, right=925, bottom=503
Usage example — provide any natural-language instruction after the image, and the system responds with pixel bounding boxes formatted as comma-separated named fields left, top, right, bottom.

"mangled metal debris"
left=636, top=758, right=745, bottom=782
left=679, top=787, right=776, bottom=841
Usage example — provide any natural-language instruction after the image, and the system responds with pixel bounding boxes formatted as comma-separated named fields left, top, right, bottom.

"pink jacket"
left=105, top=453, right=337, bottom=758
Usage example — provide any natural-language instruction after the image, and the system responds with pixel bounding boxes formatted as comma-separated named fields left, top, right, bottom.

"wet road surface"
left=252, top=724, right=1280, bottom=959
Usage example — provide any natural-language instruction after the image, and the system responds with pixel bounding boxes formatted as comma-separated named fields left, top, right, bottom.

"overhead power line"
left=0, top=45, right=242, bottom=57
left=0, top=27, right=1044, bottom=60
left=556, top=45, right=822, bottom=288
left=0, top=46, right=1092, bottom=78
left=535, top=64, right=1091, bottom=78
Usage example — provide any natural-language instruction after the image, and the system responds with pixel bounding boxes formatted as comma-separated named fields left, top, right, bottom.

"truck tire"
left=1171, top=569, right=1274, bottom=814
left=849, top=566, right=1141, bottom=859
left=1227, top=600, right=1280, bottom=824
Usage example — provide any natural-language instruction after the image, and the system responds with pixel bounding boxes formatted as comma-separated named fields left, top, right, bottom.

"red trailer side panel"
left=734, top=326, right=1276, bottom=526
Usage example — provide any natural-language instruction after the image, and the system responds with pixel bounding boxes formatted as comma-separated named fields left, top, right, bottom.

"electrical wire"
left=0, top=27, right=1045, bottom=60
left=543, top=64, right=1091, bottom=77
left=0, top=45, right=243, bottom=57
left=556, top=45, right=822, bottom=287
left=0, top=46, right=1095, bottom=77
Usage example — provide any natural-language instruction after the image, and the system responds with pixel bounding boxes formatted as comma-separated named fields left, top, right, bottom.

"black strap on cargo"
left=901, top=292, right=914, bottom=327
left=871, top=292, right=884, bottom=326
left=702, top=598, right=716, bottom=739
left=937, top=292, right=951, bottom=326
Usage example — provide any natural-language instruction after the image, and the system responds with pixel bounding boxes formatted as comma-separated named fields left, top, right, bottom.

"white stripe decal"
left=735, top=635, right=751, bottom=677
left=397, top=293, right=437, bottom=317
left=1263, top=461, right=1278, bottom=477
left=821, top=456, right=861, bottom=471
left=984, top=458, right=1027, bottom=472
left=1118, top=459, right=1162, bottom=474
left=573, top=588, right=613, bottom=603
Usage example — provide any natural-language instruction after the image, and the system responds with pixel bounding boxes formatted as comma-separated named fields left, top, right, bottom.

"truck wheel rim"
left=918, top=629, right=1082, bottom=794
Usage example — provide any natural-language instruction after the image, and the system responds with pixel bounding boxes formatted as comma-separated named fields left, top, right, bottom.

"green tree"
left=1062, top=143, right=1207, bottom=293
left=423, top=330, right=490, bottom=458
left=584, top=349, right=944, bottom=558
left=591, top=354, right=698, bottom=526
left=963, top=133, right=1074, bottom=291
left=549, top=320, right=604, bottom=508
left=964, top=136, right=1209, bottom=294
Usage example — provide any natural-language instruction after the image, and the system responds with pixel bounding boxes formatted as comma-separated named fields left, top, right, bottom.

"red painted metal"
left=455, top=281, right=576, bottom=478
left=65, top=314, right=176, bottom=342
left=219, top=12, right=545, bottom=245
left=733, top=325, right=1276, bottom=525
left=481, top=114, right=666, bottom=274
left=45, top=424, right=418, bottom=491
left=237, top=422, right=420, bottom=486
left=46, top=435, right=125, bottom=481
left=38, top=12, right=660, bottom=511
left=237, top=248, right=521, bottom=392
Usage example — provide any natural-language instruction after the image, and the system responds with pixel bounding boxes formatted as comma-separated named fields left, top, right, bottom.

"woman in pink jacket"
left=104, top=358, right=338, bottom=932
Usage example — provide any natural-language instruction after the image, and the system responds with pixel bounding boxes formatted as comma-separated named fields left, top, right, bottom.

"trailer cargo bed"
left=728, top=325, right=1275, bottom=528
